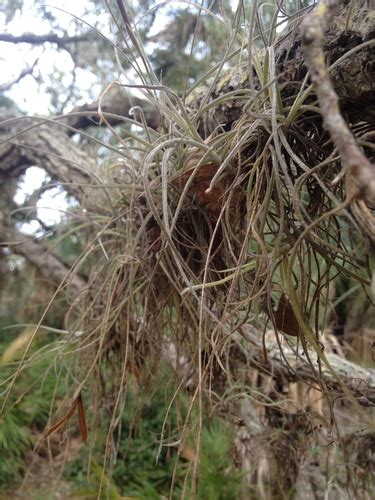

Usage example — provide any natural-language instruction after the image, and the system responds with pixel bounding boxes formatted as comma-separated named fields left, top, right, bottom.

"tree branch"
left=0, top=116, right=96, bottom=206
left=165, top=330, right=375, bottom=409
left=301, top=0, right=375, bottom=213
left=0, top=59, right=39, bottom=92
left=222, top=330, right=375, bottom=408
left=251, top=334, right=375, bottom=406
left=66, top=85, right=159, bottom=132
left=0, top=224, right=86, bottom=297
left=0, top=32, right=90, bottom=47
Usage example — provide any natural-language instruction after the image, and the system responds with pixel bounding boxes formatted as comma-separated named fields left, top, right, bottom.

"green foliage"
left=0, top=336, right=66, bottom=490
left=148, top=6, right=232, bottom=91
left=0, top=95, right=22, bottom=112
left=194, top=422, right=243, bottom=500
left=66, top=381, right=241, bottom=499
left=0, top=410, right=33, bottom=488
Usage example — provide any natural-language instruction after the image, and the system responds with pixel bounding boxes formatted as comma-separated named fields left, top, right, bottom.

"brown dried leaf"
left=77, top=393, right=88, bottom=443
left=46, top=391, right=88, bottom=443
left=275, top=293, right=301, bottom=337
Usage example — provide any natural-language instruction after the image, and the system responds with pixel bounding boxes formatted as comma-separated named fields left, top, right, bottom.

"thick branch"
left=166, top=330, right=375, bottom=408
left=0, top=32, right=90, bottom=47
left=236, top=331, right=375, bottom=406
left=0, top=224, right=86, bottom=297
left=66, top=85, right=159, bottom=132
left=0, top=116, right=96, bottom=207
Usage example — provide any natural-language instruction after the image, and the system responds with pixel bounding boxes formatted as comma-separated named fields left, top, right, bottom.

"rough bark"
left=301, top=0, right=375, bottom=220
left=169, top=330, right=375, bottom=407
left=0, top=116, right=96, bottom=206
left=0, top=87, right=159, bottom=205
left=192, top=0, right=375, bottom=136
left=241, top=331, right=375, bottom=405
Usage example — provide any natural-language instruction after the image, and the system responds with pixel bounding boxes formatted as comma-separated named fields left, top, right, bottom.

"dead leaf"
left=274, top=293, right=301, bottom=337
left=77, top=393, right=88, bottom=442
left=46, top=391, right=88, bottom=443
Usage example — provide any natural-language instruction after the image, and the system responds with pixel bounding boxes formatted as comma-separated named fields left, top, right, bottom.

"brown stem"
left=301, top=0, right=375, bottom=229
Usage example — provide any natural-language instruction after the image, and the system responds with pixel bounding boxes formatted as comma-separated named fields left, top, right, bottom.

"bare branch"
left=0, top=59, right=39, bottom=92
left=0, top=32, right=90, bottom=47
left=66, top=85, right=159, bottom=132
left=247, top=333, right=375, bottom=406
left=301, top=0, right=375, bottom=215
left=0, top=224, right=86, bottom=297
